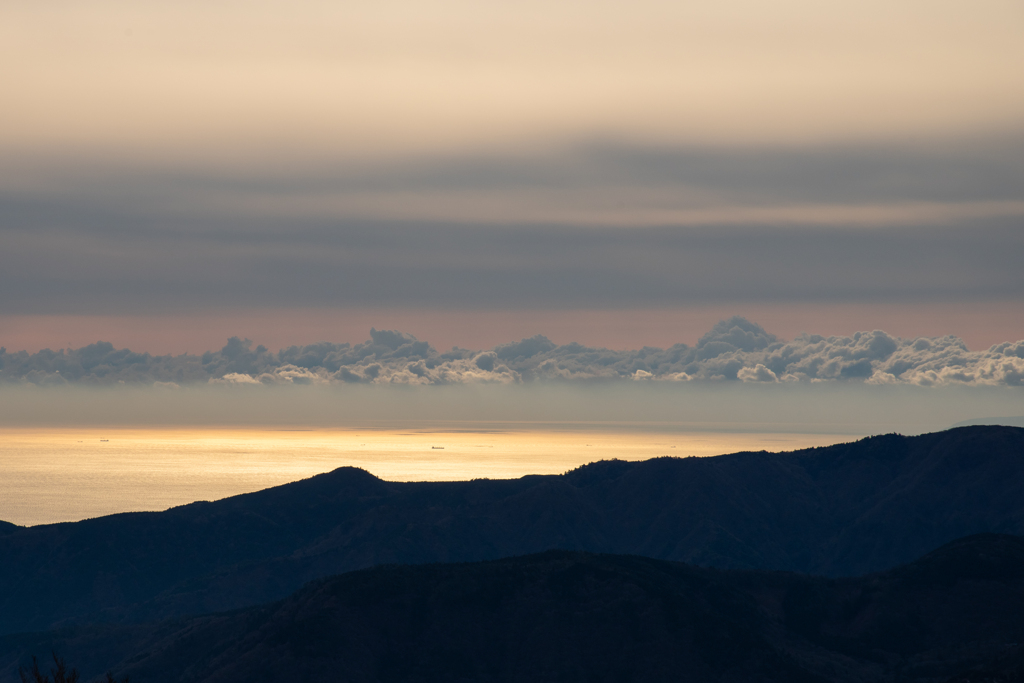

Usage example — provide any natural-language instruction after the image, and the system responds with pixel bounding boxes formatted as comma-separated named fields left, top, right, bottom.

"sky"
left=2, top=0, right=1023, bottom=357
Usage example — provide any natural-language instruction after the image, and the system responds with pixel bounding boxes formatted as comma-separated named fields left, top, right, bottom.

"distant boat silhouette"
left=432, top=446, right=444, bottom=449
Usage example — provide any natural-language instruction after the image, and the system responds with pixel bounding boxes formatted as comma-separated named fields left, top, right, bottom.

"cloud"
left=4, top=214, right=1023, bottom=317
left=3, top=139, right=1024, bottom=318
left=737, top=364, right=778, bottom=383
left=696, top=316, right=777, bottom=360
left=495, top=335, right=557, bottom=361
left=209, top=372, right=262, bottom=385
left=369, top=328, right=418, bottom=351
left=4, top=318, right=1024, bottom=387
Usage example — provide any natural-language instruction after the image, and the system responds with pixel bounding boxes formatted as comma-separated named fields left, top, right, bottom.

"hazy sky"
left=2, top=0, right=1023, bottom=352
left=3, top=383, right=1023, bottom=437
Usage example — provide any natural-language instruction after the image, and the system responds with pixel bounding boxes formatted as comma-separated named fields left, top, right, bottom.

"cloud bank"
left=3, top=318, right=1023, bottom=388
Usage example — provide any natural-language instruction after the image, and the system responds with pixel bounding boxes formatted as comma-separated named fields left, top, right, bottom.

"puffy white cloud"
left=737, top=364, right=778, bottom=383
left=209, top=372, right=262, bottom=385
left=4, top=320, right=1024, bottom=387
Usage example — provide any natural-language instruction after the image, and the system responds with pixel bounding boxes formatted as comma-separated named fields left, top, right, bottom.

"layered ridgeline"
left=3, top=535, right=1024, bottom=682
left=1, top=426, right=1022, bottom=637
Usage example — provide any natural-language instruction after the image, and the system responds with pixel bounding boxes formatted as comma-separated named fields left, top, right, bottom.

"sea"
left=0, top=424, right=861, bottom=526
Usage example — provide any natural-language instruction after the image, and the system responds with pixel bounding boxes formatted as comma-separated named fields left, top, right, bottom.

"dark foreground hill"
left=3, top=534, right=1024, bottom=683
left=1, top=426, right=1023, bottom=635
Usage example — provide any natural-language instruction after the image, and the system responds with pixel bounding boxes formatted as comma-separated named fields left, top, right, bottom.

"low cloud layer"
left=3, top=317, right=1023, bottom=388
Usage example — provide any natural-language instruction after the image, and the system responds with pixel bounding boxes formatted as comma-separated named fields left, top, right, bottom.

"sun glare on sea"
left=0, top=426, right=859, bottom=526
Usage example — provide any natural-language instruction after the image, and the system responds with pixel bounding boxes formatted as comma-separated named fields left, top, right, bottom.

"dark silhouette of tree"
left=18, top=654, right=128, bottom=683
left=19, top=655, right=78, bottom=683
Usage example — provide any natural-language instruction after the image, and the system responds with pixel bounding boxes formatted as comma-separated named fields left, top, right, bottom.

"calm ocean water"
left=0, top=425, right=860, bottom=526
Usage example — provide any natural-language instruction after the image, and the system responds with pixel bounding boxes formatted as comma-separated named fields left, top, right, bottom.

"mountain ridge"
left=3, top=534, right=1024, bottom=683
left=1, top=426, right=1022, bottom=636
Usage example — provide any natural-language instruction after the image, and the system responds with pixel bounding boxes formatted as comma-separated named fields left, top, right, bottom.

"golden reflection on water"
left=0, top=426, right=859, bottom=526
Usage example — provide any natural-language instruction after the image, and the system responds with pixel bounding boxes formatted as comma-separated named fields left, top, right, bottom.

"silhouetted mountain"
left=3, top=534, right=1023, bottom=682
left=953, top=416, right=1024, bottom=429
left=1, top=426, right=1022, bottom=636
left=944, top=644, right=1024, bottom=683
